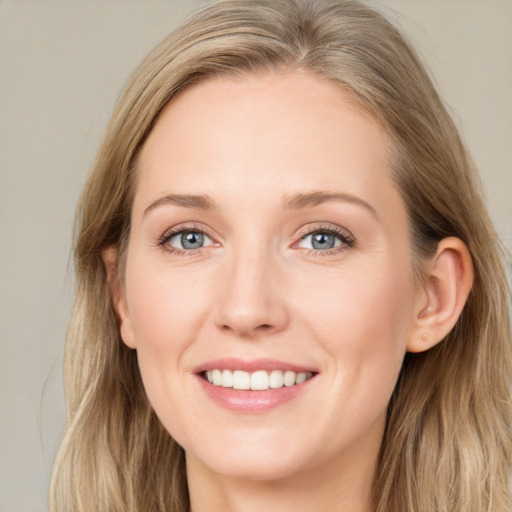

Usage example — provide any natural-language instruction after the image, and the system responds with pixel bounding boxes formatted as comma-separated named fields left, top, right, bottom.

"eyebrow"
left=283, top=191, right=378, bottom=218
left=143, top=194, right=216, bottom=216
left=143, top=190, right=377, bottom=218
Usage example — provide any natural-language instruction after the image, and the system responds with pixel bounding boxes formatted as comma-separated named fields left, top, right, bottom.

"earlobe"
left=407, top=237, right=474, bottom=353
left=102, top=247, right=136, bottom=349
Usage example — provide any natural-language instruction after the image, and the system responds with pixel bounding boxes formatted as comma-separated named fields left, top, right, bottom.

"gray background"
left=1, top=1, right=510, bottom=511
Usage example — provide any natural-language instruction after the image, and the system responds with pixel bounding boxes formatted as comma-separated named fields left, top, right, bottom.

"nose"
left=213, top=249, right=289, bottom=338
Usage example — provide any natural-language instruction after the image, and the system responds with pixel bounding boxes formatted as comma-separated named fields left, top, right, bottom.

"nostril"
left=220, top=322, right=275, bottom=336
left=214, top=291, right=289, bottom=336
left=224, top=324, right=271, bottom=330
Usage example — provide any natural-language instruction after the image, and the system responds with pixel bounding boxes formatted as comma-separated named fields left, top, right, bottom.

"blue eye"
left=297, top=228, right=354, bottom=252
left=165, top=230, right=213, bottom=251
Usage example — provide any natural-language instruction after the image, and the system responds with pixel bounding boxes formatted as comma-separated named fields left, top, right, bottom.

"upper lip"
left=192, top=358, right=317, bottom=374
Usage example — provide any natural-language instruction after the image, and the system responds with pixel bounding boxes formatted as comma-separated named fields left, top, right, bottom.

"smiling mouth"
left=203, top=369, right=315, bottom=391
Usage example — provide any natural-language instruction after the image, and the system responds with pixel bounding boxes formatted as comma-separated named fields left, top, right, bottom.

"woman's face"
left=116, top=71, right=423, bottom=482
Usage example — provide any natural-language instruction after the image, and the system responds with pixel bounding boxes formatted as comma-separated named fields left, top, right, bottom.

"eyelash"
left=158, top=223, right=212, bottom=257
left=295, top=225, right=355, bottom=257
left=157, top=224, right=355, bottom=257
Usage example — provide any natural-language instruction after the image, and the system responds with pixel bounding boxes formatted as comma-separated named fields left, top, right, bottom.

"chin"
left=187, top=442, right=311, bottom=482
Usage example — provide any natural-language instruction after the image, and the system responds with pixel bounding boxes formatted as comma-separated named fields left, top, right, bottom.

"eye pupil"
left=181, top=231, right=204, bottom=249
left=312, top=232, right=335, bottom=250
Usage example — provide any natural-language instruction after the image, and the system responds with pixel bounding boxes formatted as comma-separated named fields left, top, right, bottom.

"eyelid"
left=158, top=222, right=218, bottom=255
left=297, top=222, right=354, bottom=240
left=295, top=223, right=354, bottom=241
left=159, top=222, right=206, bottom=241
left=292, top=223, right=355, bottom=253
left=156, top=221, right=355, bottom=257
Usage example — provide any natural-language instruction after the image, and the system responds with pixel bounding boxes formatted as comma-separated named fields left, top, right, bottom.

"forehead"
left=134, top=70, right=402, bottom=222
left=140, top=71, right=388, bottom=165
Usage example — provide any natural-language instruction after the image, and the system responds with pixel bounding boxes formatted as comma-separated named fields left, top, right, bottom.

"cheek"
left=295, top=257, right=413, bottom=396
left=126, top=261, right=211, bottom=352
left=293, top=261, right=413, bottom=451
left=300, top=257, right=412, bottom=336
left=123, top=256, right=214, bottom=404
left=123, top=261, right=216, bottom=442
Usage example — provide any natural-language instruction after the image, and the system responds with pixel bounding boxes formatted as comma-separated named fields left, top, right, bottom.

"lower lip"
left=196, top=375, right=316, bottom=413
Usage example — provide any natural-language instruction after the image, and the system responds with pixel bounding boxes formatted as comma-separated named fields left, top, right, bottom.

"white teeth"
left=233, top=370, right=251, bottom=390
left=221, top=369, right=233, bottom=388
left=296, top=372, right=307, bottom=384
left=212, top=369, right=222, bottom=386
left=283, top=371, right=295, bottom=387
left=204, top=369, right=314, bottom=390
left=251, top=370, right=269, bottom=390
left=269, top=370, right=284, bottom=388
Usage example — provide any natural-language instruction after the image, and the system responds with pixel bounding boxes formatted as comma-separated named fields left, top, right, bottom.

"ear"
left=407, top=237, right=474, bottom=353
left=102, top=247, right=136, bottom=349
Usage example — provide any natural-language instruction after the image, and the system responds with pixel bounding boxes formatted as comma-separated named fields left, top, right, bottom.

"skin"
left=108, top=70, right=473, bottom=512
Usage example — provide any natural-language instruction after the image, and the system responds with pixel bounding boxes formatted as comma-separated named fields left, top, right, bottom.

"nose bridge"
left=214, top=235, right=288, bottom=337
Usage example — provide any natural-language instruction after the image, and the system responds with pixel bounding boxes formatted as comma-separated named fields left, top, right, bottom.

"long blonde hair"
left=50, top=1, right=512, bottom=510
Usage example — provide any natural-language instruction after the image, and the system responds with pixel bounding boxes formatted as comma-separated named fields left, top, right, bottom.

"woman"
left=49, top=0, right=512, bottom=510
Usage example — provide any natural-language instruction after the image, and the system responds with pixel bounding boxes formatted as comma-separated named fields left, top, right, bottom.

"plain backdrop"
left=0, top=1, right=510, bottom=511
